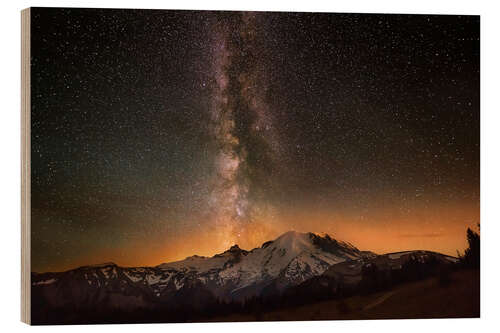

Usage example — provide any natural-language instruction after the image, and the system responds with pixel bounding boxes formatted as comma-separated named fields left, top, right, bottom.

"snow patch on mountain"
left=33, top=278, right=57, bottom=285
left=388, top=251, right=414, bottom=259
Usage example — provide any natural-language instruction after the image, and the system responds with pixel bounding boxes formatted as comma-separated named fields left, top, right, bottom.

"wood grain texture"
left=21, top=7, right=31, bottom=325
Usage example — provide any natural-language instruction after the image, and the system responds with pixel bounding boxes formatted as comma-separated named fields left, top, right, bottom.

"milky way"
left=209, top=21, right=247, bottom=247
left=30, top=9, right=479, bottom=272
left=207, top=13, right=281, bottom=247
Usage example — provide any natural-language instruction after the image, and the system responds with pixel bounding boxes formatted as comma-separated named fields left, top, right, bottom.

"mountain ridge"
left=31, top=230, right=458, bottom=320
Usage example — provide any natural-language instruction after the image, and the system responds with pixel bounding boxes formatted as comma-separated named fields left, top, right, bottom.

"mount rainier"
left=32, top=231, right=374, bottom=306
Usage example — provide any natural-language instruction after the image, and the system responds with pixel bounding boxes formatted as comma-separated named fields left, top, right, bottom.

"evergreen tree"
left=460, top=224, right=480, bottom=269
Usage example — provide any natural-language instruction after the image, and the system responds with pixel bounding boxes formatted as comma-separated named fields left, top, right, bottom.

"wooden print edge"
left=21, top=7, right=31, bottom=325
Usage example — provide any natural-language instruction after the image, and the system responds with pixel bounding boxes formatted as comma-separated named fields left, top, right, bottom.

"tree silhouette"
left=460, top=224, right=480, bottom=269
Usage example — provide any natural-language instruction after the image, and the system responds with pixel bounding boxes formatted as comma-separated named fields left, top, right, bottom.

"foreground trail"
left=363, top=290, right=397, bottom=310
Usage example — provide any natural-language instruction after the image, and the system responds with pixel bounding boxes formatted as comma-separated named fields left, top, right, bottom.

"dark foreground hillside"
left=209, top=269, right=479, bottom=321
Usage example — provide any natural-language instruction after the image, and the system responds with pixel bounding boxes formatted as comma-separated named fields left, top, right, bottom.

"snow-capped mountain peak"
left=32, top=231, right=373, bottom=303
left=273, top=231, right=313, bottom=253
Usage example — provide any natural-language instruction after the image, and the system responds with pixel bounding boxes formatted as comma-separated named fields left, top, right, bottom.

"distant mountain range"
left=31, top=231, right=458, bottom=324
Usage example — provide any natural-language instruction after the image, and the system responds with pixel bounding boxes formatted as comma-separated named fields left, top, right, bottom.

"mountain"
left=33, top=231, right=370, bottom=304
left=268, top=249, right=460, bottom=310
left=323, top=249, right=458, bottom=287
left=31, top=231, right=458, bottom=324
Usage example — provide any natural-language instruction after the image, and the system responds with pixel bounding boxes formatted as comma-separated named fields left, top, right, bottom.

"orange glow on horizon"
left=44, top=198, right=479, bottom=273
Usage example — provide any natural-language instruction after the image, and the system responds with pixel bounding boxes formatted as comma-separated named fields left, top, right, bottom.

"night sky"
left=30, top=8, right=480, bottom=272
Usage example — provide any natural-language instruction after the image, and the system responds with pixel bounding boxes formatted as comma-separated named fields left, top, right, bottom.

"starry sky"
left=30, top=8, right=480, bottom=272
